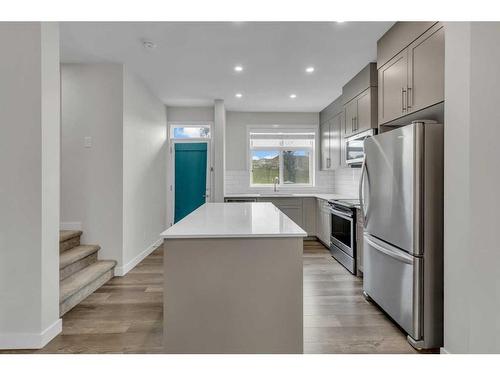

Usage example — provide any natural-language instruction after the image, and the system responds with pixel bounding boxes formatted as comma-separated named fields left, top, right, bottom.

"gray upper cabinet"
left=377, top=22, right=444, bottom=125
left=378, top=50, right=408, bottom=124
left=342, top=63, right=378, bottom=137
left=344, top=97, right=357, bottom=137
left=407, top=24, right=445, bottom=114
left=330, top=111, right=342, bottom=168
left=319, top=96, right=343, bottom=171
left=320, top=120, right=332, bottom=169
left=354, top=87, right=377, bottom=134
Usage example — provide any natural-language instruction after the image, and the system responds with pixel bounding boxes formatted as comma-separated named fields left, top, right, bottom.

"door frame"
left=167, top=122, right=213, bottom=227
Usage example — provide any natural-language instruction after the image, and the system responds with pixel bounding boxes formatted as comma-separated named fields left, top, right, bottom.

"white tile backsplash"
left=225, top=167, right=361, bottom=196
left=225, top=169, right=335, bottom=194
left=331, top=167, right=362, bottom=196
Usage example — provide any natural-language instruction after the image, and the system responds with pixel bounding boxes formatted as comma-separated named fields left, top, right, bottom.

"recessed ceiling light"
left=142, top=40, right=157, bottom=49
left=290, top=94, right=297, bottom=99
left=234, top=65, right=243, bottom=72
left=235, top=93, right=243, bottom=98
left=305, top=66, right=315, bottom=73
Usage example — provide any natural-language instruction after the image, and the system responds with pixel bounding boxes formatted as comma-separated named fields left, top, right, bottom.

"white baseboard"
left=440, top=347, right=451, bottom=354
left=114, top=238, right=163, bottom=276
left=0, top=318, right=62, bottom=350
left=60, top=221, right=82, bottom=231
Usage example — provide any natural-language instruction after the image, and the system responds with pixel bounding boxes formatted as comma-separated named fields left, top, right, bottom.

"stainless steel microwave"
left=345, top=129, right=377, bottom=166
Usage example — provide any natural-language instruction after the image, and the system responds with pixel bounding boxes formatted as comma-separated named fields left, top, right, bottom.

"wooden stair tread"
left=60, top=260, right=116, bottom=302
left=60, top=230, right=83, bottom=243
left=60, top=244, right=100, bottom=269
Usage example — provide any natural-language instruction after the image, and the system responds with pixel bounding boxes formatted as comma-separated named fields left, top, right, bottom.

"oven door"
left=329, top=207, right=354, bottom=256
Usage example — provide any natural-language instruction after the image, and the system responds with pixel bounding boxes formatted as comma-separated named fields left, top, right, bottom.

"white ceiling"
left=60, top=22, right=394, bottom=112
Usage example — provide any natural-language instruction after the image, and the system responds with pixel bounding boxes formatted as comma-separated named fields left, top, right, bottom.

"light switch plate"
left=84, top=136, right=92, bottom=148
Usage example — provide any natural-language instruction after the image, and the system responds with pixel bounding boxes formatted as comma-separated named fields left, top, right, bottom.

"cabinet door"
left=322, top=208, right=331, bottom=247
left=280, top=206, right=303, bottom=228
left=320, top=120, right=331, bottom=170
left=302, top=198, right=316, bottom=236
left=344, top=99, right=357, bottom=137
left=355, top=88, right=371, bottom=133
left=407, top=24, right=444, bottom=113
left=330, top=112, right=342, bottom=169
left=378, top=49, right=408, bottom=125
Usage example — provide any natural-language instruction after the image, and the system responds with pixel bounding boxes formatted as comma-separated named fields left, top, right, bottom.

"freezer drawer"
left=363, top=234, right=422, bottom=340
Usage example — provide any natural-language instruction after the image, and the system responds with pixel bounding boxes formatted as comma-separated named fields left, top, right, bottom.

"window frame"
left=169, top=124, right=212, bottom=139
left=247, top=125, right=316, bottom=188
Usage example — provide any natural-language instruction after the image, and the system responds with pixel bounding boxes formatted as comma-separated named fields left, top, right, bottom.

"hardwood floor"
left=3, top=240, right=419, bottom=354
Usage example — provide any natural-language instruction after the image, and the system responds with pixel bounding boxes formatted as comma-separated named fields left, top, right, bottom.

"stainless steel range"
left=328, top=199, right=360, bottom=274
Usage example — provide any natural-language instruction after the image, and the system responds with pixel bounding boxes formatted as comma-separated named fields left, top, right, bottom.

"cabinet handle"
left=407, top=87, right=412, bottom=109
left=401, top=87, right=407, bottom=112
left=354, top=116, right=357, bottom=131
left=327, top=158, right=331, bottom=168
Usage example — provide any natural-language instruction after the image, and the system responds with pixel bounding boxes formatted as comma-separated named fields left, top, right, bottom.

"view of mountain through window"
left=249, top=130, right=314, bottom=186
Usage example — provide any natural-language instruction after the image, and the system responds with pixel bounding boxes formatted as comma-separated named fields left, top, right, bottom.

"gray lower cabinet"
left=302, top=198, right=317, bottom=236
left=257, top=197, right=316, bottom=236
left=228, top=196, right=332, bottom=246
left=378, top=22, right=444, bottom=125
left=316, top=199, right=331, bottom=247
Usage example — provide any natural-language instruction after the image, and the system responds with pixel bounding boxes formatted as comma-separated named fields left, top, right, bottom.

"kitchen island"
left=160, top=202, right=306, bottom=354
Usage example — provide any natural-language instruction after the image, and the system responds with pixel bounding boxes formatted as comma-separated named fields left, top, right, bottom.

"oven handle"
left=328, top=207, right=353, bottom=220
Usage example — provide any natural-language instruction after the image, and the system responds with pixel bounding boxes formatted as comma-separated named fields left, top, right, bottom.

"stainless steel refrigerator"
left=359, top=120, right=443, bottom=350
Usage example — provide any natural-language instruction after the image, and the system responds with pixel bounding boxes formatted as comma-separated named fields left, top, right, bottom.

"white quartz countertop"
left=224, top=193, right=358, bottom=201
left=161, top=202, right=307, bottom=239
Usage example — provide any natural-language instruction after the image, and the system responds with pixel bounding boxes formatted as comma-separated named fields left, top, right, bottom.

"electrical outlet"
left=84, top=136, right=92, bottom=148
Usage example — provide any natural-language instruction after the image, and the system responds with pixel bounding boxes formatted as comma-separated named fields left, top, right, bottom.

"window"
left=249, top=130, right=315, bottom=186
left=170, top=125, right=211, bottom=139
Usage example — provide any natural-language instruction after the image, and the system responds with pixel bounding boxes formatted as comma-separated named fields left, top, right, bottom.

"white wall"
left=224, top=111, right=335, bottom=194
left=61, top=63, right=167, bottom=274
left=122, top=67, right=167, bottom=274
left=166, top=106, right=214, bottom=123
left=0, top=22, right=61, bottom=349
left=443, top=22, right=500, bottom=354
left=214, top=100, right=226, bottom=201
left=61, top=64, right=124, bottom=267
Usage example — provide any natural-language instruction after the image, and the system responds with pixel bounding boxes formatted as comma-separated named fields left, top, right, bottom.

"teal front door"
left=174, top=142, right=208, bottom=223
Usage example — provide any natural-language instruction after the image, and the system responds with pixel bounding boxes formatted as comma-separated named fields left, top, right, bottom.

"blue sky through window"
left=252, top=150, right=279, bottom=160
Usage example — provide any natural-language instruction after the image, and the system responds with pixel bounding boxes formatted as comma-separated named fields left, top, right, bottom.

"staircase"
left=59, top=230, right=117, bottom=316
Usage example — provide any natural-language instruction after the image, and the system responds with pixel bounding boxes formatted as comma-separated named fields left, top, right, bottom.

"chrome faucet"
left=273, top=176, right=279, bottom=192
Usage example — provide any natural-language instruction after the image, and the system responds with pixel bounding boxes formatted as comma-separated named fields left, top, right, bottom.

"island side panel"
left=163, top=237, right=303, bottom=354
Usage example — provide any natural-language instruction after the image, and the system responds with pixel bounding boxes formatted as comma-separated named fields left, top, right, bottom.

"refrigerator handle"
left=359, top=156, right=368, bottom=223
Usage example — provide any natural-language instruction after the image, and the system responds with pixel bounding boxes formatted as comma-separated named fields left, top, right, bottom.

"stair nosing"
left=59, top=244, right=101, bottom=269
left=59, top=230, right=83, bottom=243
left=60, top=260, right=116, bottom=302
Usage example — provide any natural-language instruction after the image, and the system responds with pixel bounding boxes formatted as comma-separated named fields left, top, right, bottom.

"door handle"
left=401, top=87, right=407, bottom=112
left=364, top=235, right=414, bottom=264
left=407, top=87, right=412, bottom=109
left=359, top=157, right=368, bottom=223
